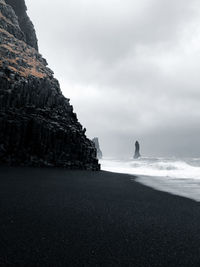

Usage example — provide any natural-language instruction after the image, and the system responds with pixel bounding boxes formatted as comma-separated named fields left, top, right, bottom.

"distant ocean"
left=100, top=157, right=200, bottom=202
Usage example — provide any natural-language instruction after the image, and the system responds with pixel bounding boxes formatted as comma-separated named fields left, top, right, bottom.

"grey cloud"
left=26, top=0, right=200, bottom=157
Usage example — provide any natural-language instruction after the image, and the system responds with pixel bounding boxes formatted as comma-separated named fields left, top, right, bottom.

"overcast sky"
left=26, top=0, right=200, bottom=158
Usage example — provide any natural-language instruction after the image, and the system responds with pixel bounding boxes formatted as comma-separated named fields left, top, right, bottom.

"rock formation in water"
left=134, top=141, right=141, bottom=159
left=92, top=137, right=103, bottom=159
left=0, top=0, right=100, bottom=170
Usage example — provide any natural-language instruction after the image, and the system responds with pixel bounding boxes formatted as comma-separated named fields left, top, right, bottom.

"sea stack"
left=0, top=0, right=99, bottom=170
left=134, top=140, right=141, bottom=159
left=92, top=137, right=103, bottom=159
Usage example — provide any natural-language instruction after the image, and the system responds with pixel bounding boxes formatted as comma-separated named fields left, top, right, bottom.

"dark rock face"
left=0, top=0, right=100, bottom=170
left=134, top=141, right=141, bottom=159
left=5, top=0, right=38, bottom=50
left=92, top=137, right=103, bottom=159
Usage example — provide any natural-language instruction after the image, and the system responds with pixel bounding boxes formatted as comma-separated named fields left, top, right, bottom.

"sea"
left=100, top=157, right=200, bottom=202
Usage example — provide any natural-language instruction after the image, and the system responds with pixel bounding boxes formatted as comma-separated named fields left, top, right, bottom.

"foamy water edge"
left=101, top=158, right=200, bottom=202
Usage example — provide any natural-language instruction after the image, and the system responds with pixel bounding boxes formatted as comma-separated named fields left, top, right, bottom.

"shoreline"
left=106, top=170, right=200, bottom=203
left=133, top=174, right=200, bottom=203
left=0, top=167, right=200, bottom=266
left=101, top=161, right=200, bottom=202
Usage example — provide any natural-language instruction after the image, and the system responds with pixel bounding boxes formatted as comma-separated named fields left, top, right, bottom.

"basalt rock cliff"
left=0, top=0, right=100, bottom=170
left=134, top=141, right=141, bottom=159
left=92, top=137, right=103, bottom=159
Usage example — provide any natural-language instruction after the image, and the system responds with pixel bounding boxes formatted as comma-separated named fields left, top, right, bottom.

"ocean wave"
left=100, top=157, right=200, bottom=202
left=100, top=157, right=200, bottom=180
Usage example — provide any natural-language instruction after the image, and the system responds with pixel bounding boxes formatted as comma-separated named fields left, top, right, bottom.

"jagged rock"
left=0, top=0, right=100, bottom=170
left=5, top=0, right=38, bottom=50
left=134, top=141, right=141, bottom=159
left=92, top=137, right=103, bottom=159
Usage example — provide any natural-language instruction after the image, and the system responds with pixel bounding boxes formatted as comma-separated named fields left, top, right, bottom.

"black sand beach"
left=0, top=167, right=200, bottom=266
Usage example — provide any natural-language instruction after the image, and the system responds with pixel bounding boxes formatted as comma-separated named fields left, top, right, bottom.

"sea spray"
left=101, top=157, right=200, bottom=202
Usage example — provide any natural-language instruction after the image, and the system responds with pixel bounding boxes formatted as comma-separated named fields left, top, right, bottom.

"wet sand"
left=0, top=167, right=200, bottom=266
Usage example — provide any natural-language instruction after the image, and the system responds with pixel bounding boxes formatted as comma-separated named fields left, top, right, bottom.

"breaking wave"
left=101, top=157, right=200, bottom=202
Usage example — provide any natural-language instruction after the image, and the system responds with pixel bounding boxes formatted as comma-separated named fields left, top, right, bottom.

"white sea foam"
left=100, top=157, right=200, bottom=202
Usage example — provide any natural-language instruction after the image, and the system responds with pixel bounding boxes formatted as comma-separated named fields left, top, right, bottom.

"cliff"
left=0, top=0, right=100, bottom=170
left=92, top=138, right=103, bottom=159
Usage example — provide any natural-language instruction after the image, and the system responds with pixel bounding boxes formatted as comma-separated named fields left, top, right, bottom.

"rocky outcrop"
left=0, top=0, right=100, bottom=170
left=134, top=141, right=141, bottom=159
left=5, top=0, right=38, bottom=50
left=92, top=138, right=103, bottom=159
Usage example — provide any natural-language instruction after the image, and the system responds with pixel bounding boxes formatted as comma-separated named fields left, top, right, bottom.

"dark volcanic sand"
left=0, top=167, right=200, bottom=266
